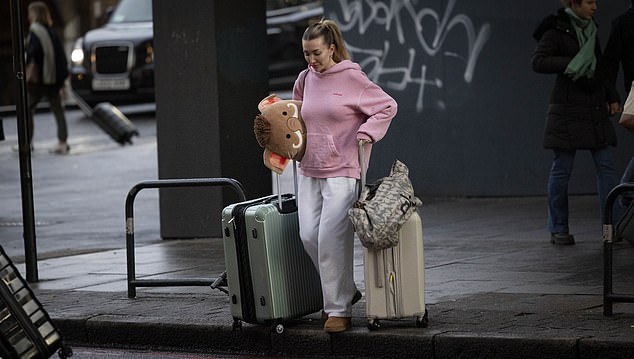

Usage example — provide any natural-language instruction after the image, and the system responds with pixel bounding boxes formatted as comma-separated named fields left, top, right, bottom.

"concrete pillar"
left=153, top=1, right=270, bottom=238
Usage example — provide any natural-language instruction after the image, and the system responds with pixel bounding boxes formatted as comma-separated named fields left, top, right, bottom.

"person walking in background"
left=26, top=1, right=69, bottom=154
left=293, top=19, right=397, bottom=332
left=604, top=0, right=634, bottom=197
left=532, top=0, right=621, bottom=245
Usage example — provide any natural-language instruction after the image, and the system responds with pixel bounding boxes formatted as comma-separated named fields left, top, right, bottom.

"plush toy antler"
left=254, top=94, right=306, bottom=174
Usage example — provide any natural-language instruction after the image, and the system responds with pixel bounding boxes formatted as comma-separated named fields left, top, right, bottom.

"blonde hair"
left=28, top=1, right=53, bottom=27
left=302, top=19, right=350, bottom=62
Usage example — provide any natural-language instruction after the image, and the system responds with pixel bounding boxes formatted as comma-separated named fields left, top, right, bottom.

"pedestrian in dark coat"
left=532, top=0, right=621, bottom=245
left=26, top=1, right=70, bottom=154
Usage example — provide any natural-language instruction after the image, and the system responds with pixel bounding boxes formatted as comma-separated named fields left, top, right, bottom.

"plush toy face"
left=254, top=94, right=306, bottom=174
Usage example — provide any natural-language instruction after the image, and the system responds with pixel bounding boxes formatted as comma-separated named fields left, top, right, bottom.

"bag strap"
left=300, top=68, right=309, bottom=97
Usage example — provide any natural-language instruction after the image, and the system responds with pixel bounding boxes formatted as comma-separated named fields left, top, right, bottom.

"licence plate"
left=92, top=77, right=130, bottom=91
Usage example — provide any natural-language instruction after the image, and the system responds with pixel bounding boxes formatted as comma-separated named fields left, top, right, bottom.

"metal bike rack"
left=126, top=178, right=246, bottom=298
left=602, top=183, right=634, bottom=316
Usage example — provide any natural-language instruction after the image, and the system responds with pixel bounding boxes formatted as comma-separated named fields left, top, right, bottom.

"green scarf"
left=564, top=7, right=597, bottom=81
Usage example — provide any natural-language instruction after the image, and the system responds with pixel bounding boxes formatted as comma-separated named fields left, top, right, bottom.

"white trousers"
left=297, top=174, right=358, bottom=317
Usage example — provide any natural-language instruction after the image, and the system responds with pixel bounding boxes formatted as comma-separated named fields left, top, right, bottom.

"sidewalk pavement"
left=3, top=109, right=634, bottom=358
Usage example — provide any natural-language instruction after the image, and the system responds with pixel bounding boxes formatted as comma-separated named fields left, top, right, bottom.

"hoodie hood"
left=310, top=59, right=361, bottom=77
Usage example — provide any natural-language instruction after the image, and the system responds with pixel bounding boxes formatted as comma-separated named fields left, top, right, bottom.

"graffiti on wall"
left=330, top=0, right=491, bottom=112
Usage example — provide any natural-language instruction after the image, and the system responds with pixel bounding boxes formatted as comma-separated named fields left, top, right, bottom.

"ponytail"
left=302, top=19, right=350, bottom=62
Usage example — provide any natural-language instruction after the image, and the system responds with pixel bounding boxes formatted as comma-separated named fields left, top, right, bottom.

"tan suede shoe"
left=321, top=290, right=362, bottom=321
left=324, top=316, right=351, bottom=333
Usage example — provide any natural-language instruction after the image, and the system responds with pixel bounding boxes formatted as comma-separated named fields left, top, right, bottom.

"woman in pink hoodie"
left=292, top=19, right=397, bottom=333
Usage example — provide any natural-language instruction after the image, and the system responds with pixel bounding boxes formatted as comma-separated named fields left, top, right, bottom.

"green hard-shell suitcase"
left=222, top=193, right=322, bottom=333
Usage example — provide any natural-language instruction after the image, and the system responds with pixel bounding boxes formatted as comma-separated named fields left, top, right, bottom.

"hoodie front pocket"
left=304, top=133, right=340, bottom=167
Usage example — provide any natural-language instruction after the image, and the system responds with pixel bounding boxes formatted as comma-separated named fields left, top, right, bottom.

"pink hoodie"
left=292, top=60, right=397, bottom=179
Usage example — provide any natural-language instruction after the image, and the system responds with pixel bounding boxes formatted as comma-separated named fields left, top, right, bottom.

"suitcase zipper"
left=388, top=270, right=397, bottom=318
left=392, top=245, right=402, bottom=317
left=231, top=204, right=258, bottom=323
left=384, top=248, right=398, bottom=318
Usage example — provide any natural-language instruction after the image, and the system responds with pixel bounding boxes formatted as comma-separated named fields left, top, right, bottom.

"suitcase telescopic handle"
left=275, top=160, right=299, bottom=212
left=358, top=140, right=386, bottom=288
left=358, top=140, right=367, bottom=197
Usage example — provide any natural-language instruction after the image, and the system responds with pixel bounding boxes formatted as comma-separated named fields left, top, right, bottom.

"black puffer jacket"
left=532, top=8, right=618, bottom=150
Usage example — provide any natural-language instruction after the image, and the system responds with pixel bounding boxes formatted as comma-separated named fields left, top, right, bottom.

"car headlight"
left=71, top=48, right=84, bottom=64
left=71, top=38, right=84, bottom=65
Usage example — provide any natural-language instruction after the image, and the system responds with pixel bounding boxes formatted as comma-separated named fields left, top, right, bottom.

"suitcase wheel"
left=273, top=323, right=285, bottom=334
left=58, top=344, right=73, bottom=358
left=232, top=319, right=242, bottom=331
left=367, top=319, right=381, bottom=331
left=416, top=309, right=429, bottom=328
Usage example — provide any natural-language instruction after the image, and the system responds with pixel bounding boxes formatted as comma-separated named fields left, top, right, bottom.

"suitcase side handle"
left=266, top=193, right=297, bottom=214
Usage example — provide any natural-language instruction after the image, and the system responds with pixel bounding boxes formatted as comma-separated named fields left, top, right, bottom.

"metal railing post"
left=10, top=0, right=39, bottom=283
left=602, top=183, right=634, bottom=315
left=125, top=178, right=246, bottom=298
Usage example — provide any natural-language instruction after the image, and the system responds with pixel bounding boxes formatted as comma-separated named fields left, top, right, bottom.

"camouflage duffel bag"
left=348, top=160, right=422, bottom=251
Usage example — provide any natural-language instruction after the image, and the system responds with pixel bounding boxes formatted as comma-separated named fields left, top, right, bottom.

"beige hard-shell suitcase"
left=363, top=203, right=428, bottom=329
